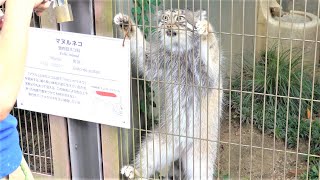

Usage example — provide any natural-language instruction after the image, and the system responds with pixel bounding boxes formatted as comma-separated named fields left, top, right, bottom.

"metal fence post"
left=58, top=0, right=103, bottom=179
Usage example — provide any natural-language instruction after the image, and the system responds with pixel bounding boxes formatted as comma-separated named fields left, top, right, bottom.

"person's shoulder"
left=0, top=114, right=18, bottom=129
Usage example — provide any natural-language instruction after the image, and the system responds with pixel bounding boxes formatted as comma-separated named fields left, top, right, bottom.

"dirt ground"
left=217, top=115, right=309, bottom=179
left=217, top=1, right=317, bottom=179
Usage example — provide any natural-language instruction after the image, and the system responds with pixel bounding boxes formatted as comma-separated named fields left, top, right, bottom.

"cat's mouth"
left=166, top=30, right=177, bottom=37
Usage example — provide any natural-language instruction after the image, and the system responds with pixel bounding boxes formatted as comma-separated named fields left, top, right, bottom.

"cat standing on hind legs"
left=114, top=9, right=223, bottom=180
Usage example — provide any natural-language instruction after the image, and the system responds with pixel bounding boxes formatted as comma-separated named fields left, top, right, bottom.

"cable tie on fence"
left=122, top=31, right=129, bottom=47
left=121, top=21, right=131, bottom=47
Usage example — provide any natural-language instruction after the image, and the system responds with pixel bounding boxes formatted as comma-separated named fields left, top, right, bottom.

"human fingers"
left=0, top=0, right=5, bottom=6
left=33, top=1, right=51, bottom=16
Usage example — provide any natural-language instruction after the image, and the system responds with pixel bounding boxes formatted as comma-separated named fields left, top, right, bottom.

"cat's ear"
left=152, top=10, right=163, bottom=24
left=157, top=10, right=163, bottom=20
left=195, top=9, right=207, bottom=20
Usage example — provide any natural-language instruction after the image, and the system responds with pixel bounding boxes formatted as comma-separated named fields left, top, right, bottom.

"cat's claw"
left=120, top=165, right=135, bottom=179
left=114, top=13, right=131, bottom=31
left=195, top=20, right=209, bottom=36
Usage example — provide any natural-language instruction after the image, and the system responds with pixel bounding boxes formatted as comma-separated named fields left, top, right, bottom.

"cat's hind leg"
left=182, top=138, right=216, bottom=180
left=121, top=131, right=182, bottom=179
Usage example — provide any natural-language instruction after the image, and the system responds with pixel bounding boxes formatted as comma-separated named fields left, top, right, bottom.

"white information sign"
left=17, top=27, right=131, bottom=129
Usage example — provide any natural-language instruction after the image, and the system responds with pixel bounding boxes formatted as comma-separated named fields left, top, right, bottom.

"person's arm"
left=0, top=0, right=50, bottom=120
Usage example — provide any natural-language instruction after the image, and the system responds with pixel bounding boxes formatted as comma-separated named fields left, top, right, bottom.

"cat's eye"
left=176, top=15, right=185, bottom=22
left=162, top=15, right=169, bottom=22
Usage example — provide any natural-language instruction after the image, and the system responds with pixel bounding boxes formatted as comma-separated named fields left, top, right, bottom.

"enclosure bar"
left=225, top=89, right=320, bottom=103
left=312, top=1, right=320, bottom=179
left=147, top=0, right=156, bottom=177
left=133, top=78, right=320, bottom=98
left=291, top=1, right=300, bottom=178
left=271, top=0, right=284, bottom=175
left=29, top=108, right=36, bottom=172
left=191, top=1, right=195, bottom=179
left=129, top=81, right=136, bottom=179
left=16, top=110, right=25, bottom=164
left=126, top=130, right=320, bottom=158
left=162, top=0, right=169, bottom=178
left=21, top=153, right=52, bottom=159
left=124, top=0, right=132, bottom=177
left=198, top=1, right=203, bottom=178
left=251, top=2, right=258, bottom=179
left=119, top=121, right=123, bottom=173
left=41, top=114, right=48, bottom=174
left=295, top=0, right=309, bottom=178
left=118, top=0, right=140, bottom=174
left=177, top=1, right=183, bottom=179
left=135, top=0, right=143, bottom=176
left=46, top=114, right=53, bottom=175
left=283, top=0, right=296, bottom=178
left=246, top=1, right=257, bottom=177
left=183, top=1, right=189, bottom=178
left=131, top=76, right=320, bottom=102
left=216, top=1, right=223, bottom=178
left=140, top=0, right=151, bottom=177
left=216, top=140, right=320, bottom=157
left=130, top=0, right=142, bottom=178
left=260, top=0, right=271, bottom=178
left=39, top=113, right=48, bottom=175
left=23, top=110, right=31, bottom=169
left=132, top=24, right=320, bottom=44
left=126, top=0, right=131, bottom=173
left=32, top=172, right=54, bottom=179
left=117, top=1, right=124, bottom=177
left=238, top=0, right=245, bottom=177
left=305, top=0, right=320, bottom=178
left=131, top=77, right=222, bottom=91
left=171, top=1, right=176, bottom=178
left=34, top=113, right=41, bottom=172
left=155, top=0, right=163, bottom=179
left=128, top=127, right=320, bottom=156
left=206, top=0, right=210, bottom=179
left=222, top=0, right=233, bottom=176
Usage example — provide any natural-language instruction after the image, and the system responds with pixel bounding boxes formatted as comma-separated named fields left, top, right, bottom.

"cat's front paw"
left=114, top=13, right=132, bottom=32
left=120, top=165, right=135, bottom=179
left=195, top=20, right=209, bottom=36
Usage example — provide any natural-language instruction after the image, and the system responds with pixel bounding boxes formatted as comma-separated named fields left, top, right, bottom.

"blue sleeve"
left=0, top=114, right=23, bottom=178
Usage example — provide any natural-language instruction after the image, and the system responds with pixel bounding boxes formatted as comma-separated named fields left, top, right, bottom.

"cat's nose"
left=166, top=30, right=177, bottom=37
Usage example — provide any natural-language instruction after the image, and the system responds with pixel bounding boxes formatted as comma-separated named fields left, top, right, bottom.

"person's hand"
left=0, top=0, right=51, bottom=16
left=33, top=0, right=51, bottom=16
left=0, top=9, right=4, bottom=30
left=0, top=0, right=5, bottom=6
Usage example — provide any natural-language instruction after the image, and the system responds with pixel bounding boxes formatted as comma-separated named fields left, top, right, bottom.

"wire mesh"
left=114, top=0, right=320, bottom=179
left=2, top=0, right=320, bottom=179
left=12, top=107, right=53, bottom=175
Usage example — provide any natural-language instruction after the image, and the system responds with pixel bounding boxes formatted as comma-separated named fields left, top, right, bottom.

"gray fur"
left=115, top=9, right=223, bottom=180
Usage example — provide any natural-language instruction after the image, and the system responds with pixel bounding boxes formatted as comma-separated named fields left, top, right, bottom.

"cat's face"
left=157, top=9, right=206, bottom=52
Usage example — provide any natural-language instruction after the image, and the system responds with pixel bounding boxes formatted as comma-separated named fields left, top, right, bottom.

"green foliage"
left=139, top=80, right=158, bottom=130
left=300, top=162, right=320, bottom=180
left=131, top=0, right=161, bottom=38
left=231, top=46, right=320, bottom=179
left=131, top=0, right=161, bottom=130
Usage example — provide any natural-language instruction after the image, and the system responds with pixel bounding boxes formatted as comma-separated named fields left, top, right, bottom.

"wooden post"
left=94, top=0, right=121, bottom=179
left=40, top=8, right=71, bottom=179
